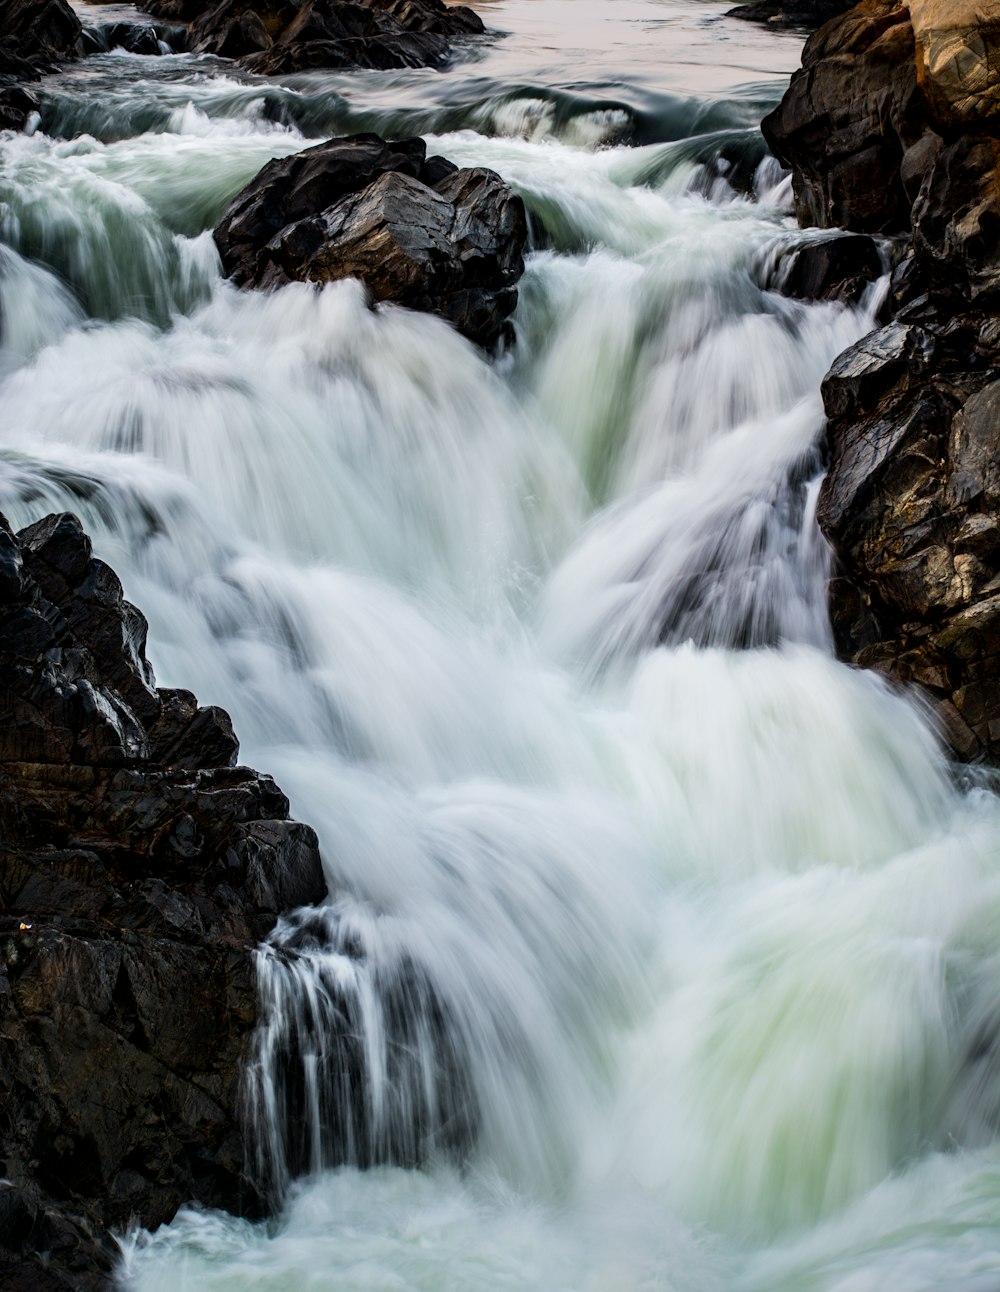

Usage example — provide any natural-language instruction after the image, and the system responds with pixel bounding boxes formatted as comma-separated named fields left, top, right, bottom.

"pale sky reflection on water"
left=460, top=0, right=804, bottom=96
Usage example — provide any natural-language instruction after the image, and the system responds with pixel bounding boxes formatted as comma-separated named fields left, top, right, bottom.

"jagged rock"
left=762, top=1, right=925, bottom=232
left=726, top=0, right=852, bottom=31
left=214, top=133, right=527, bottom=347
left=145, top=0, right=482, bottom=73
left=908, top=0, right=1000, bottom=134
left=910, top=134, right=1000, bottom=302
left=767, top=232, right=885, bottom=303
left=0, top=0, right=82, bottom=71
left=818, top=309, right=1000, bottom=761
left=764, top=0, right=1000, bottom=762
left=0, top=511, right=326, bottom=1288
left=81, top=22, right=166, bottom=56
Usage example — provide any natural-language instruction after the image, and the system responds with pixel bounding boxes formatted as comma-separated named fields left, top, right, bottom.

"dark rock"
left=762, top=1, right=924, bottom=233
left=768, top=232, right=885, bottom=304
left=0, top=510, right=326, bottom=1288
left=107, top=23, right=163, bottom=55
left=214, top=133, right=526, bottom=347
left=818, top=320, right=1000, bottom=761
left=152, top=0, right=483, bottom=74
left=0, top=85, right=41, bottom=133
left=0, top=0, right=82, bottom=68
left=765, top=0, right=1000, bottom=762
left=726, top=0, right=852, bottom=31
left=910, top=135, right=1000, bottom=302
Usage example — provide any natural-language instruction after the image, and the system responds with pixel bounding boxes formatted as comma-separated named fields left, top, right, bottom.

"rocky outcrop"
left=143, top=0, right=483, bottom=74
left=0, top=511, right=327, bottom=1288
left=764, top=0, right=1000, bottom=761
left=214, top=133, right=527, bottom=348
left=0, top=0, right=82, bottom=74
left=0, top=0, right=81, bottom=132
left=727, top=0, right=853, bottom=31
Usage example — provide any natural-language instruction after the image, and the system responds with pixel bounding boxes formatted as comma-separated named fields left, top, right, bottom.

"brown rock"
left=907, top=0, right=1000, bottom=134
left=214, top=134, right=527, bottom=348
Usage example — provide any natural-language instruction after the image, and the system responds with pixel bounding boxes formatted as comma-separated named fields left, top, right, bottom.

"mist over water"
left=2, top=2, right=998, bottom=1288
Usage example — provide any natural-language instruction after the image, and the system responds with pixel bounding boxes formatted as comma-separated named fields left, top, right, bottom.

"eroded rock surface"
left=764, top=0, right=1000, bottom=761
left=214, top=133, right=528, bottom=347
left=0, top=511, right=326, bottom=1288
left=0, top=0, right=81, bottom=129
left=144, top=0, right=483, bottom=74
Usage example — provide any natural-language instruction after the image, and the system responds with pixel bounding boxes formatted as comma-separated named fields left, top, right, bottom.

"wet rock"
left=762, top=1, right=925, bottom=233
left=215, top=133, right=527, bottom=347
left=765, top=0, right=1000, bottom=762
left=146, top=0, right=483, bottom=74
left=0, top=0, right=82, bottom=70
left=0, top=85, right=41, bottom=132
left=818, top=318, right=1000, bottom=761
left=768, top=232, right=885, bottom=304
left=0, top=510, right=326, bottom=1287
left=726, top=0, right=852, bottom=31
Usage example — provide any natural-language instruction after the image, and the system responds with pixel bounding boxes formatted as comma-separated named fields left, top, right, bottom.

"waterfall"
left=2, top=9, right=997, bottom=1288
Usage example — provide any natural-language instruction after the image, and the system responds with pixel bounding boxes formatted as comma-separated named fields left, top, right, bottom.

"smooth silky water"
left=1, top=1, right=997, bottom=1287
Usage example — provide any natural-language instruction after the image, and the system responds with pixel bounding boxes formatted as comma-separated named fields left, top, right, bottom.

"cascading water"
left=2, top=1, right=997, bottom=1287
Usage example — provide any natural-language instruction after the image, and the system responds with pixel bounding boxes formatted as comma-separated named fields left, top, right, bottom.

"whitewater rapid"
left=1, top=3, right=997, bottom=1287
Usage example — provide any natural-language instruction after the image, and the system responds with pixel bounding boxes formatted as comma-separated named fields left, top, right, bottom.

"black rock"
left=769, top=233, right=885, bottom=304
left=0, top=510, right=327, bottom=1289
left=214, top=133, right=527, bottom=348
left=727, top=0, right=852, bottom=30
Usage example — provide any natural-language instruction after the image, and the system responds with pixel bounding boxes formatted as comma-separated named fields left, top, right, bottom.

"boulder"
left=0, top=0, right=82, bottom=71
left=767, top=232, right=885, bottom=303
left=762, top=1, right=925, bottom=233
left=214, top=134, right=527, bottom=347
left=0, top=511, right=327, bottom=1287
left=145, top=0, right=483, bottom=73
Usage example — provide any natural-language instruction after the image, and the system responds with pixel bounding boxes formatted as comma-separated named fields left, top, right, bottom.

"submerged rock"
left=765, top=0, right=1000, bottom=761
left=0, top=511, right=326, bottom=1288
left=214, top=133, right=528, bottom=348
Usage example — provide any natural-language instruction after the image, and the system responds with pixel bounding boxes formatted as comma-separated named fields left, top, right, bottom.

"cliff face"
left=0, top=512, right=327, bottom=1289
left=764, top=0, right=1000, bottom=762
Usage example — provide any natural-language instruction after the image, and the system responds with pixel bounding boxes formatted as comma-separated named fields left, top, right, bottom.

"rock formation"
left=0, top=0, right=82, bottom=131
left=214, top=133, right=528, bottom=348
left=727, top=0, right=853, bottom=31
left=764, top=0, right=1000, bottom=762
left=0, top=511, right=327, bottom=1288
left=143, top=0, right=484, bottom=74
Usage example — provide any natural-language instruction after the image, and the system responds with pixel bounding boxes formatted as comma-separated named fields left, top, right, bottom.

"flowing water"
left=2, top=1, right=998, bottom=1287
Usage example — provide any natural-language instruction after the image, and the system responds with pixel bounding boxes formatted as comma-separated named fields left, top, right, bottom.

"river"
left=0, top=1, right=997, bottom=1286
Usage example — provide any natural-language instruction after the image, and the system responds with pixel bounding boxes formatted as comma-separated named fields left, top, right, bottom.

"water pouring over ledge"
left=1, top=0, right=998, bottom=1286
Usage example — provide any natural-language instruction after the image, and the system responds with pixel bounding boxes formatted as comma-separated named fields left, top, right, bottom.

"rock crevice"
left=764, top=0, right=1000, bottom=761
left=0, top=511, right=327, bottom=1289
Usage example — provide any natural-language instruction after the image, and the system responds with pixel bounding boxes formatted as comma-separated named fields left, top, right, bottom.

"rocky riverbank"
left=764, top=0, right=1000, bottom=763
left=0, top=512, right=327, bottom=1289
left=0, top=0, right=484, bottom=133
